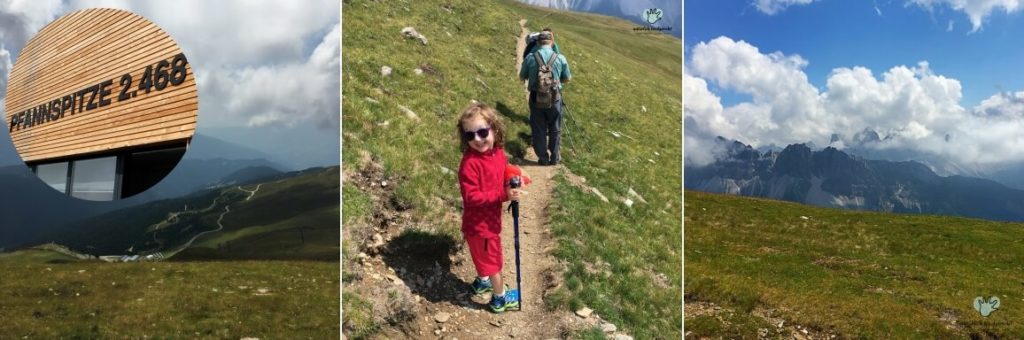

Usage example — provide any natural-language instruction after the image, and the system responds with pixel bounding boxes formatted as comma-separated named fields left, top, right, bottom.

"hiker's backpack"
left=523, top=32, right=561, bottom=58
left=532, top=51, right=559, bottom=109
left=524, top=32, right=540, bottom=59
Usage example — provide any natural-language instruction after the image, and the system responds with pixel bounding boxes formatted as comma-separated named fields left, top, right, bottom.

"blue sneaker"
left=489, top=287, right=520, bottom=313
left=471, top=277, right=493, bottom=294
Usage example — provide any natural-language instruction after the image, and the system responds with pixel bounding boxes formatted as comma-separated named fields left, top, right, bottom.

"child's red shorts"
left=465, top=234, right=503, bottom=277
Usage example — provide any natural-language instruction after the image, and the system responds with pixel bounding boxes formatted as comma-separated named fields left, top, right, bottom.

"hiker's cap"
left=537, top=31, right=553, bottom=41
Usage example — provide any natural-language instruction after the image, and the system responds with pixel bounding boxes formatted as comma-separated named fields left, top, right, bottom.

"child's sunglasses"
left=463, top=127, right=491, bottom=140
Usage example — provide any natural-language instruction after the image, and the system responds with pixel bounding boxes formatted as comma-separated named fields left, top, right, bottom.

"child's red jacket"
left=458, top=147, right=508, bottom=238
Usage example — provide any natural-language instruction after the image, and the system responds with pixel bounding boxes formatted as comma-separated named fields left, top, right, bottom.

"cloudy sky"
left=686, top=0, right=1024, bottom=167
left=0, top=0, right=339, bottom=169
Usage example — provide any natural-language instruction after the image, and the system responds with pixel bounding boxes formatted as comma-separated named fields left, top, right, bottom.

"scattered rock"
left=434, top=329, right=442, bottom=335
left=414, top=68, right=424, bottom=75
left=613, top=335, right=633, bottom=340
left=370, top=233, right=385, bottom=248
left=627, top=187, right=648, bottom=204
left=439, top=166, right=454, bottom=175
left=476, top=77, right=490, bottom=90
left=601, top=322, right=617, bottom=333
left=641, top=105, right=647, bottom=112
left=381, top=180, right=388, bottom=187
left=590, top=188, right=609, bottom=203
left=401, top=26, right=417, bottom=37
left=364, top=97, right=379, bottom=104
left=398, top=105, right=420, bottom=120
left=800, top=216, right=810, bottom=220
left=400, top=26, right=429, bottom=45
left=489, top=320, right=502, bottom=327
left=434, top=312, right=451, bottom=323
left=575, top=307, right=593, bottom=318
left=622, top=198, right=634, bottom=208
left=381, top=66, right=392, bottom=77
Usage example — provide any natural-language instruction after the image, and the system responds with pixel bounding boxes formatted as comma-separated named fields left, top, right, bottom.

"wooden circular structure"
left=4, top=8, right=197, bottom=200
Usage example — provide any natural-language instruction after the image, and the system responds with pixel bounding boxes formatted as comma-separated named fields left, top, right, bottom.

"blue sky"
left=684, top=0, right=1024, bottom=167
left=687, top=0, right=1024, bottom=108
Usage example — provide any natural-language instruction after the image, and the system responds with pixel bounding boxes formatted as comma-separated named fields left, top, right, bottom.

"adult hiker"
left=519, top=29, right=572, bottom=166
left=522, top=27, right=561, bottom=59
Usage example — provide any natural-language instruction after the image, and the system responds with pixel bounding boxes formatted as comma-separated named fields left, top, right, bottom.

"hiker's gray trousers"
left=529, top=92, right=562, bottom=164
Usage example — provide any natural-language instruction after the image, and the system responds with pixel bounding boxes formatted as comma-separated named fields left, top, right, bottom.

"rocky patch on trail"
left=572, top=306, right=635, bottom=339
left=346, top=150, right=413, bottom=256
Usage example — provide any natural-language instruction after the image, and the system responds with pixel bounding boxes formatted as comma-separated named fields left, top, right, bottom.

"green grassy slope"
left=51, top=167, right=339, bottom=261
left=685, top=190, right=1024, bottom=337
left=0, top=249, right=338, bottom=338
left=343, top=0, right=681, bottom=337
left=175, top=167, right=341, bottom=261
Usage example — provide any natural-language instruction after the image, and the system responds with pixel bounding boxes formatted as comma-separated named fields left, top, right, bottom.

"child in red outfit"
left=456, top=102, right=520, bottom=312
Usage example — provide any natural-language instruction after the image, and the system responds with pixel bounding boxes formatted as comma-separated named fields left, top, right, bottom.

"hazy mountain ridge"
left=686, top=137, right=1024, bottom=222
left=518, top=0, right=681, bottom=37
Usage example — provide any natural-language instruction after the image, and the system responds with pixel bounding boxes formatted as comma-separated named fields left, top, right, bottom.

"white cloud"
left=3, top=0, right=63, bottom=37
left=67, top=0, right=338, bottom=66
left=0, top=46, right=10, bottom=112
left=52, top=0, right=341, bottom=128
left=689, top=36, right=828, bottom=143
left=909, top=0, right=1022, bottom=32
left=685, top=35, right=1024, bottom=166
left=753, top=0, right=818, bottom=15
left=975, top=91, right=1024, bottom=118
left=210, top=24, right=340, bottom=128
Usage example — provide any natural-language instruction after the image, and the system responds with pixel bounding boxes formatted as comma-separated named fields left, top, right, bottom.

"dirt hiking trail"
left=346, top=19, right=631, bottom=340
left=393, top=18, right=572, bottom=339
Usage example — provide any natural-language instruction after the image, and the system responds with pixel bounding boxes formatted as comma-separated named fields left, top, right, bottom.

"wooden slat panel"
left=23, top=123, right=196, bottom=160
left=14, top=98, right=197, bottom=150
left=4, top=9, right=197, bottom=163
left=5, top=28, right=175, bottom=102
left=10, top=82, right=196, bottom=141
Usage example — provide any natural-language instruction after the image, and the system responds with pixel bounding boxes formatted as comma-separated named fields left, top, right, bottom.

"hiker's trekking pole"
left=560, top=99, right=577, bottom=157
left=509, top=176, right=523, bottom=310
left=559, top=93, right=589, bottom=155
